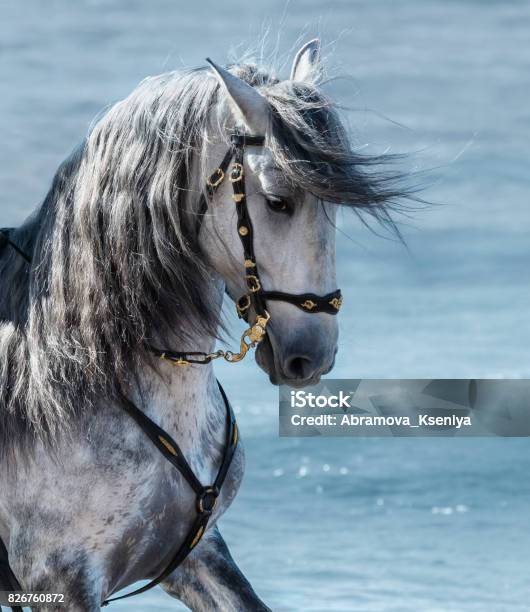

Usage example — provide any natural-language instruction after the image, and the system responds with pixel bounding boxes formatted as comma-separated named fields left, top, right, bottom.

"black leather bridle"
left=151, top=131, right=342, bottom=367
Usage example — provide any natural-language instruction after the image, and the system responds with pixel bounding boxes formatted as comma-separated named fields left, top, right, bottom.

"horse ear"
left=206, top=58, right=269, bottom=136
left=290, top=38, right=321, bottom=82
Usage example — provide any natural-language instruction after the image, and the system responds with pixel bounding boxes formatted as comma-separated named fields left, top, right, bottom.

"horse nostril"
left=284, top=355, right=315, bottom=380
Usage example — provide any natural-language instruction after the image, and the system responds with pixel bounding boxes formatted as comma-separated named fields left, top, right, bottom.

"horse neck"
left=134, top=273, right=226, bottom=435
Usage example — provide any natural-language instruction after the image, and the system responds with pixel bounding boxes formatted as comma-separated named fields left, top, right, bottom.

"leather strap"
left=230, top=133, right=266, bottom=147
left=147, top=346, right=219, bottom=366
left=196, top=147, right=235, bottom=230
left=0, top=536, right=23, bottom=612
left=196, top=134, right=265, bottom=234
left=102, top=381, right=237, bottom=605
left=261, top=289, right=342, bottom=315
left=230, top=143, right=268, bottom=320
left=0, top=229, right=32, bottom=264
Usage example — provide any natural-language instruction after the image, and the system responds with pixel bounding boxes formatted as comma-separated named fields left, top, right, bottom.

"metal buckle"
left=197, top=486, right=219, bottom=515
left=229, top=163, right=244, bottom=182
left=206, top=168, right=225, bottom=188
left=245, top=275, right=261, bottom=292
left=223, top=311, right=270, bottom=363
left=246, top=312, right=270, bottom=344
left=236, top=294, right=251, bottom=318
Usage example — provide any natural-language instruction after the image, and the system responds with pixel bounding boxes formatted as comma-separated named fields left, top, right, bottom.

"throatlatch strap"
left=146, top=346, right=219, bottom=366
left=102, top=381, right=237, bottom=606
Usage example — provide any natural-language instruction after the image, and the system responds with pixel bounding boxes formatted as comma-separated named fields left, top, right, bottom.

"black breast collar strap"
left=0, top=229, right=32, bottom=264
left=102, top=380, right=237, bottom=606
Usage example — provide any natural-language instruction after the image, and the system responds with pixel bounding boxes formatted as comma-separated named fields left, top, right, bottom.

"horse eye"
left=266, top=198, right=293, bottom=215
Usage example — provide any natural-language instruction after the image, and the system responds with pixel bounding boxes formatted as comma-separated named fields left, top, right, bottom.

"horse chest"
left=83, top=394, right=245, bottom=585
left=4, top=374, right=245, bottom=596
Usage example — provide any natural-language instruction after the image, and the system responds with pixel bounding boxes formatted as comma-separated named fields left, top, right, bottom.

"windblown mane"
left=0, top=59, right=407, bottom=456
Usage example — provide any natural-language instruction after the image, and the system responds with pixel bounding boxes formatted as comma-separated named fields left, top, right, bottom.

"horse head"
left=199, top=41, right=377, bottom=386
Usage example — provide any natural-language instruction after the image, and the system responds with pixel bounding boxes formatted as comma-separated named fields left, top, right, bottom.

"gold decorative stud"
left=239, top=226, right=249, bottom=236
left=158, top=435, right=178, bottom=456
left=301, top=300, right=317, bottom=311
left=329, top=296, right=343, bottom=310
left=190, top=525, right=205, bottom=548
left=236, top=295, right=251, bottom=317
left=244, top=259, right=255, bottom=268
left=233, top=193, right=245, bottom=203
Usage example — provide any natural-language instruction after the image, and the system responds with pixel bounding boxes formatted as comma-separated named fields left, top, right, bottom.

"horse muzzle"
left=256, top=318, right=338, bottom=387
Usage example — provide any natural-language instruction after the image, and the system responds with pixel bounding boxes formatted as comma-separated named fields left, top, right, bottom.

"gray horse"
left=0, top=40, right=402, bottom=611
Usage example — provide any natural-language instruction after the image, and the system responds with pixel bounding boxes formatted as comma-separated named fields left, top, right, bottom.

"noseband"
left=151, top=131, right=343, bottom=366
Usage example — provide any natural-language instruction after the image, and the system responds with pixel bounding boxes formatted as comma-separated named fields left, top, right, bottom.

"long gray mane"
left=0, top=60, right=406, bottom=457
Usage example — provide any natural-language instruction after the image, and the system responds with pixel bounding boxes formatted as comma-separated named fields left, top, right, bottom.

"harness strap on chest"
left=0, top=536, right=23, bottom=612
left=101, top=381, right=237, bottom=606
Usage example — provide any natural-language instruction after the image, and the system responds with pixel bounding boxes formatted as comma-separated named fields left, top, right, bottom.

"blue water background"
left=1, top=1, right=530, bottom=610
